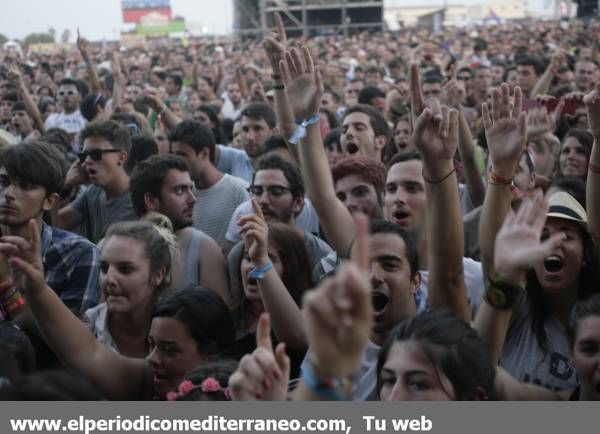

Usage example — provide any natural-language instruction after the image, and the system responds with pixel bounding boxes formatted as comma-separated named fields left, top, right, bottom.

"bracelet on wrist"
left=488, top=170, right=513, bottom=186
left=273, top=84, right=285, bottom=90
left=589, top=162, right=600, bottom=174
left=248, top=261, right=273, bottom=280
left=289, top=113, right=321, bottom=145
left=484, top=271, right=526, bottom=310
left=422, top=167, right=456, bottom=184
left=301, top=360, right=351, bottom=401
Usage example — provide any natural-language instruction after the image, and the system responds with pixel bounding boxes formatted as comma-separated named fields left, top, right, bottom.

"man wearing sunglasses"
left=44, top=78, right=87, bottom=148
left=57, top=120, right=137, bottom=244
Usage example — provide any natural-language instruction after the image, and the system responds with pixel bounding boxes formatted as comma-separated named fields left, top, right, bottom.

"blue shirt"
left=41, top=223, right=100, bottom=314
left=216, top=145, right=254, bottom=183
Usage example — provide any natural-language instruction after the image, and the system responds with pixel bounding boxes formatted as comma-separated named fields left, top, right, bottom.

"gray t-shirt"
left=500, top=294, right=578, bottom=391
left=192, top=174, right=249, bottom=246
left=216, top=145, right=254, bottom=183
left=71, top=185, right=138, bottom=244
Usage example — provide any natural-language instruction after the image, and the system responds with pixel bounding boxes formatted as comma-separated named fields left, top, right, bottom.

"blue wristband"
left=289, top=113, right=321, bottom=145
left=248, top=262, right=273, bottom=280
left=301, top=360, right=349, bottom=401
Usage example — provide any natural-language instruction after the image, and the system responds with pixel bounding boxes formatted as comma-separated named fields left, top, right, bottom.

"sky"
left=1, top=0, right=548, bottom=42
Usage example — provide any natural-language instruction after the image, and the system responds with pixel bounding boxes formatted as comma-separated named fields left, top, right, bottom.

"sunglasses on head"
left=247, top=185, right=291, bottom=197
left=78, top=149, right=121, bottom=163
left=58, top=90, right=78, bottom=96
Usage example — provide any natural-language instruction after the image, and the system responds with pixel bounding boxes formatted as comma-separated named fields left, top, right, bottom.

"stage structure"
left=233, top=0, right=384, bottom=38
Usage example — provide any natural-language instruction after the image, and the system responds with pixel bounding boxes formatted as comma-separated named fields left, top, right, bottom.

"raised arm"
left=0, top=220, right=149, bottom=400
left=111, top=52, right=126, bottom=112
left=239, top=199, right=306, bottom=350
left=293, top=215, right=372, bottom=401
left=76, top=29, right=101, bottom=95
left=530, top=51, right=564, bottom=98
left=8, top=65, right=45, bottom=133
left=584, top=83, right=600, bottom=246
left=280, top=46, right=356, bottom=256
left=479, top=84, right=527, bottom=277
left=144, top=90, right=182, bottom=131
left=410, top=64, right=469, bottom=322
left=474, top=191, right=564, bottom=365
left=443, top=65, right=485, bottom=208
left=263, top=13, right=299, bottom=163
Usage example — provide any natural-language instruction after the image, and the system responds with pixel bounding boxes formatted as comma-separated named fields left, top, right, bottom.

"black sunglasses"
left=78, top=149, right=121, bottom=163
left=247, top=185, right=291, bottom=197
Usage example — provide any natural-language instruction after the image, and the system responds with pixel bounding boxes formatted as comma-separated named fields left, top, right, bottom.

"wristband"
left=488, top=170, right=513, bottom=186
left=289, top=113, right=321, bottom=145
left=273, top=84, right=285, bottom=90
left=589, top=162, right=600, bottom=174
left=484, top=271, right=525, bottom=310
left=422, top=167, right=456, bottom=184
left=248, top=262, right=273, bottom=280
left=301, top=360, right=350, bottom=401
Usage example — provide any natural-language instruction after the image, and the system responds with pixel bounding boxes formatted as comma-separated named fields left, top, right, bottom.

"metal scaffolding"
left=233, top=0, right=384, bottom=38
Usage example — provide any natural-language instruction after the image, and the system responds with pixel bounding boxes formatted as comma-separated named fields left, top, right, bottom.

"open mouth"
left=544, top=255, right=564, bottom=273
left=372, top=291, right=390, bottom=315
left=346, top=143, right=359, bottom=154
left=393, top=210, right=410, bottom=221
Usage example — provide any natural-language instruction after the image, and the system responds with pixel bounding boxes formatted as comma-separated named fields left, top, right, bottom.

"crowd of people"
left=0, top=13, right=599, bottom=401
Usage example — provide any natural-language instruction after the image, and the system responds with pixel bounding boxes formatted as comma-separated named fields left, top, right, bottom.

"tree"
left=0, top=34, right=8, bottom=45
left=61, top=29, right=71, bottom=44
left=23, top=32, right=55, bottom=48
left=48, top=27, right=56, bottom=41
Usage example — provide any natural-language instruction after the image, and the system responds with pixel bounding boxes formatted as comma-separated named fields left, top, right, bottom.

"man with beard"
left=240, top=103, right=278, bottom=170
left=226, top=154, right=332, bottom=304
left=129, top=154, right=230, bottom=306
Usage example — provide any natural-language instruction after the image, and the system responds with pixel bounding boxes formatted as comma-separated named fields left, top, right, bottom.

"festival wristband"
left=248, top=262, right=273, bottom=280
left=301, top=360, right=350, bottom=401
left=484, top=271, right=525, bottom=310
left=289, top=114, right=321, bottom=145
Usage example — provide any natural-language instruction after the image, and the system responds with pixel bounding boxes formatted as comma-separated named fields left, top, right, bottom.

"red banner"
left=122, top=7, right=172, bottom=24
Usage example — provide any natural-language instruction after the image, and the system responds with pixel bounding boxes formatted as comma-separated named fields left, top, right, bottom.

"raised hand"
left=302, top=214, right=372, bottom=379
left=229, top=313, right=290, bottom=401
left=6, top=63, right=23, bottom=84
left=442, top=64, right=466, bottom=108
left=0, top=220, right=45, bottom=295
left=526, top=100, right=563, bottom=139
left=410, top=64, right=459, bottom=177
left=76, top=28, right=90, bottom=60
left=584, top=82, right=600, bottom=139
left=142, top=89, right=166, bottom=113
left=494, top=190, right=564, bottom=284
left=262, top=12, right=287, bottom=74
left=482, top=83, right=527, bottom=180
left=239, top=199, right=269, bottom=267
left=280, top=46, right=323, bottom=121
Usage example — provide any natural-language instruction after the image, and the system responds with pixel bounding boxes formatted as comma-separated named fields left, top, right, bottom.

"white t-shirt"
left=225, top=198, right=320, bottom=243
left=44, top=110, right=87, bottom=148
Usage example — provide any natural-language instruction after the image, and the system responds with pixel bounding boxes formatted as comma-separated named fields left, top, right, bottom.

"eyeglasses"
left=247, top=185, right=291, bottom=197
left=458, top=76, right=471, bottom=81
left=58, top=90, right=78, bottom=96
left=78, top=149, right=122, bottom=163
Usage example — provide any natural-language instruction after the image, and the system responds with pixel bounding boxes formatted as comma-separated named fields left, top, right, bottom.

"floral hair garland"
left=166, top=378, right=231, bottom=401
